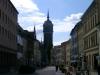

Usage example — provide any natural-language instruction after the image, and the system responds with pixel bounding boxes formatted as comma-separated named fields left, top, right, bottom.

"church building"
left=42, top=12, right=53, bottom=65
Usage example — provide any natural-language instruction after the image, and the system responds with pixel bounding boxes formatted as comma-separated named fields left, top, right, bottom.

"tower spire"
left=47, top=10, right=49, bottom=19
left=34, top=25, right=36, bottom=39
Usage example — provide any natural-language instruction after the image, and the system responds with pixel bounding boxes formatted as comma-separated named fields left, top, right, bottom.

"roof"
left=43, top=19, right=53, bottom=26
left=81, top=0, right=95, bottom=19
left=9, top=0, right=19, bottom=14
left=70, top=21, right=83, bottom=35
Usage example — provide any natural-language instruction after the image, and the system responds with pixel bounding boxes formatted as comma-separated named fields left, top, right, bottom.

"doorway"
left=93, top=54, right=98, bottom=70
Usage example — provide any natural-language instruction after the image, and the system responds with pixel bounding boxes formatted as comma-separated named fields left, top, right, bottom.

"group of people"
left=55, top=64, right=100, bottom=75
left=55, top=65, right=75, bottom=75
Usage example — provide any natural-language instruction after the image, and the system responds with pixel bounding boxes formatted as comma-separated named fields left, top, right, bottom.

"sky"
left=11, top=0, right=93, bottom=46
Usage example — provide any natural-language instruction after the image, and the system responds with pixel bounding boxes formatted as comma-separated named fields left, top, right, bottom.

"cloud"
left=11, top=0, right=39, bottom=13
left=11, top=0, right=46, bottom=31
left=11, top=0, right=82, bottom=33
left=11, top=0, right=83, bottom=45
left=53, top=13, right=83, bottom=33
left=19, top=13, right=82, bottom=33
left=53, top=41, right=62, bottom=46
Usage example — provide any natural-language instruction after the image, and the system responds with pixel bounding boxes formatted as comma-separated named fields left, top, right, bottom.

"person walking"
left=55, top=65, right=58, bottom=72
left=97, top=65, right=100, bottom=75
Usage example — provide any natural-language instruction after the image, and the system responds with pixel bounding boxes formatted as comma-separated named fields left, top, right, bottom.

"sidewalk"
left=68, top=70, right=98, bottom=75
left=35, top=66, right=65, bottom=75
left=55, top=70, right=65, bottom=75
left=81, top=71, right=98, bottom=75
left=90, top=71, right=98, bottom=75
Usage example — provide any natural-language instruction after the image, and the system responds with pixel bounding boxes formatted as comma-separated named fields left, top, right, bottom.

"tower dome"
left=43, top=11, right=53, bottom=33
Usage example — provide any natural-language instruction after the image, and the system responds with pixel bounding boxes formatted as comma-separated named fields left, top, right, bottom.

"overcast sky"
left=11, top=0, right=93, bottom=46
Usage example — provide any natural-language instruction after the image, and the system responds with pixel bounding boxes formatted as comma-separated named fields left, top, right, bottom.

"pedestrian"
left=87, top=69, right=89, bottom=75
left=68, top=66, right=73, bottom=75
left=97, top=65, right=100, bottom=75
left=86, top=64, right=90, bottom=75
left=66, top=68, right=70, bottom=75
left=55, top=65, right=58, bottom=72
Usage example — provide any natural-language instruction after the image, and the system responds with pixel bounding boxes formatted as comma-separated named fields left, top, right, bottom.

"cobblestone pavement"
left=35, top=66, right=65, bottom=75
left=0, top=66, right=65, bottom=75
left=0, top=73, right=37, bottom=75
left=0, top=67, right=98, bottom=75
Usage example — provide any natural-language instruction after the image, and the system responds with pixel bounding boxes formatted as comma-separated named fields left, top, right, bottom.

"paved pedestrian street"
left=0, top=66, right=65, bottom=75
left=35, top=66, right=98, bottom=75
left=0, top=66, right=98, bottom=75
left=35, top=66, right=65, bottom=75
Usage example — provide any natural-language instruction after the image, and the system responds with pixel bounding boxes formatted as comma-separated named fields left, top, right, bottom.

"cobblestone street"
left=2, top=66, right=65, bottom=75
left=35, top=66, right=98, bottom=75
left=0, top=66, right=98, bottom=75
left=35, top=66, right=65, bottom=75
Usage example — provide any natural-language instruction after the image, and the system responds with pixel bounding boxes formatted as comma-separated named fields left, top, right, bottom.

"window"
left=7, top=30, right=9, bottom=39
left=84, top=39, right=87, bottom=49
left=5, top=15, right=7, bottom=24
left=2, top=12, right=4, bottom=21
left=5, top=0, right=8, bottom=9
left=0, top=25, right=1, bottom=34
left=95, top=32, right=98, bottom=45
left=95, top=12, right=98, bottom=25
left=90, top=31, right=97, bottom=47
left=95, top=14, right=97, bottom=25
left=91, top=16, right=93, bottom=29
left=2, top=27, right=4, bottom=35
left=4, top=29, right=6, bottom=36
left=93, top=15, right=95, bottom=27
left=91, top=35, right=94, bottom=46
left=0, top=9, right=1, bottom=19
left=95, top=31, right=97, bottom=45
left=88, top=36, right=91, bottom=48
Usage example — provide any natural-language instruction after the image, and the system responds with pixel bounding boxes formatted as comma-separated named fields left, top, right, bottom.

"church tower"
left=43, top=12, right=53, bottom=65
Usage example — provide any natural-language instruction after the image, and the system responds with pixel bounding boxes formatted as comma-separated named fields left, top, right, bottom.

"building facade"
left=43, top=12, right=53, bottom=65
left=61, top=41, right=68, bottom=65
left=17, top=25, right=24, bottom=69
left=51, top=48, right=55, bottom=65
left=69, top=0, right=100, bottom=71
left=81, top=0, right=100, bottom=71
left=65, top=39, right=71, bottom=67
left=0, top=0, right=18, bottom=72
left=95, top=0, right=100, bottom=65
left=23, top=30, right=35, bottom=66
left=70, top=24, right=78, bottom=67
left=77, top=21, right=84, bottom=69
left=17, top=25, right=41, bottom=69
left=53, top=45, right=64, bottom=66
left=33, top=39, right=41, bottom=68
